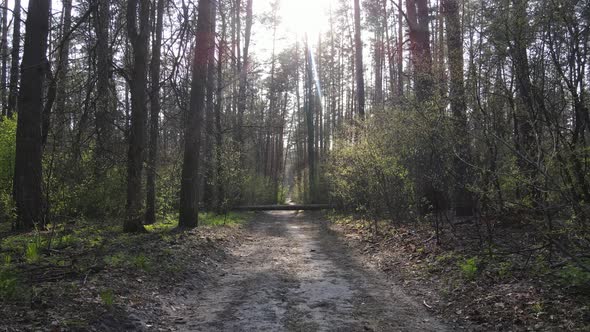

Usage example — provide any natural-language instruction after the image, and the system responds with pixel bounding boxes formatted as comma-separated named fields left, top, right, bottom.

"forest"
left=0, top=0, right=589, bottom=330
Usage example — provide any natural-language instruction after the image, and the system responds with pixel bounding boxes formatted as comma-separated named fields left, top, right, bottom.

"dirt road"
left=164, top=211, right=446, bottom=331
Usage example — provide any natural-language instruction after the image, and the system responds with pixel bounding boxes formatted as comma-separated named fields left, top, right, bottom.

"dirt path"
left=163, top=211, right=447, bottom=331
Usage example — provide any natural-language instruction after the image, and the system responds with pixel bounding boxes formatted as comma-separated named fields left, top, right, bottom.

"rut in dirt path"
left=169, top=211, right=447, bottom=331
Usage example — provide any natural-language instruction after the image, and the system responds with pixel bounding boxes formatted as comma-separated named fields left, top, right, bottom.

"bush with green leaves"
left=0, top=116, right=16, bottom=224
left=328, top=129, right=415, bottom=221
left=459, top=257, right=478, bottom=280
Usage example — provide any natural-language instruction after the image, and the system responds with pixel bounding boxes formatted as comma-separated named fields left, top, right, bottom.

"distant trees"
left=0, top=0, right=586, bottom=273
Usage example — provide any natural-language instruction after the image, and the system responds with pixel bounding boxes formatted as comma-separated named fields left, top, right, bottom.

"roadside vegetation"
left=0, top=212, right=250, bottom=330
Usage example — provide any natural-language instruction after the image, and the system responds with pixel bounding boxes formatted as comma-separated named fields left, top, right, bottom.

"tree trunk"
left=13, top=0, right=51, bottom=231
left=406, top=0, right=433, bottom=102
left=7, top=0, right=20, bottom=118
left=94, top=0, right=114, bottom=168
left=54, top=0, right=73, bottom=143
left=1, top=0, right=8, bottom=116
left=124, top=0, right=150, bottom=233
left=305, top=40, right=316, bottom=203
left=145, top=0, right=165, bottom=225
left=397, top=0, right=403, bottom=97
left=444, top=0, right=472, bottom=215
left=203, top=2, right=218, bottom=211
left=215, top=10, right=227, bottom=212
left=353, top=0, right=365, bottom=119
left=179, top=0, right=213, bottom=228
left=236, top=0, right=253, bottom=147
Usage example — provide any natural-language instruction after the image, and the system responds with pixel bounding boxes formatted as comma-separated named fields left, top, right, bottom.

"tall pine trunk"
left=94, top=0, right=114, bottom=169
left=353, top=0, right=365, bottom=119
left=54, top=0, right=73, bottom=142
left=7, top=0, right=20, bottom=118
left=179, top=0, right=213, bottom=228
left=145, top=0, right=165, bottom=225
left=444, top=0, right=473, bottom=215
left=203, top=3, right=218, bottom=211
left=13, top=0, right=51, bottom=230
left=1, top=0, right=8, bottom=116
left=236, top=0, right=252, bottom=147
left=124, top=0, right=150, bottom=232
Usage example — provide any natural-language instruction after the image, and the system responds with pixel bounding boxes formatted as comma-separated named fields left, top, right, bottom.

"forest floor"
left=0, top=210, right=588, bottom=331
left=327, top=213, right=590, bottom=331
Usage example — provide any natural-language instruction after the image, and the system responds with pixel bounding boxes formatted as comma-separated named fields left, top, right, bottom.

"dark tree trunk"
left=179, top=0, right=213, bottom=228
left=215, top=10, right=227, bottom=213
left=236, top=0, right=252, bottom=147
left=406, top=0, right=433, bottom=102
left=124, top=0, right=150, bottom=233
left=145, top=0, right=165, bottom=225
left=7, top=0, right=20, bottom=118
left=397, top=0, right=403, bottom=97
left=54, top=0, right=73, bottom=142
left=203, top=3, right=218, bottom=211
left=13, top=0, right=51, bottom=231
left=353, top=0, right=365, bottom=119
left=94, top=0, right=114, bottom=168
left=305, top=40, right=316, bottom=203
left=1, top=0, right=8, bottom=116
left=374, top=28, right=383, bottom=106
left=444, top=0, right=473, bottom=215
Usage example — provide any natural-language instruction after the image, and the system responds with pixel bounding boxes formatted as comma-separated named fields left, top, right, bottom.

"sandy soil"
left=160, top=211, right=447, bottom=331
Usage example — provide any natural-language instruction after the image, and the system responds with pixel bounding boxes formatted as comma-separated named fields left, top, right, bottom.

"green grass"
left=99, top=289, right=114, bottom=307
left=459, top=257, right=478, bottom=280
left=25, top=242, right=40, bottom=263
left=200, top=212, right=250, bottom=226
left=145, top=212, right=251, bottom=232
left=0, top=266, right=19, bottom=301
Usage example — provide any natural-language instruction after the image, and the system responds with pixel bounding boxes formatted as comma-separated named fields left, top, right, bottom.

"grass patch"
left=99, top=289, right=115, bottom=307
left=145, top=212, right=251, bottom=232
left=459, top=257, right=478, bottom=280
left=0, top=266, right=19, bottom=301
left=200, top=212, right=250, bottom=227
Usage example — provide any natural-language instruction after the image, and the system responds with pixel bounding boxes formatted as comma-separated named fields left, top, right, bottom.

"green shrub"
left=99, top=289, right=114, bottom=307
left=132, top=254, right=151, bottom=271
left=0, top=116, right=16, bottom=224
left=559, top=263, right=590, bottom=288
left=328, top=137, right=414, bottom=220
left=0, top=267, right=18, bottom=301
left=25, top=241, right=40, bottom=264
left=497, top=261, right=513, bottom=278
left=459, top=257, right=478, bottom=280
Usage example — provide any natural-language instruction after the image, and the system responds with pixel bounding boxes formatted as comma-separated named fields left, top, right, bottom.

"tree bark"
left=7, top=0, right=20, bottom=118
left=353, top=0, right=365, bottom=119
left=305, top=40, right=316, bottom=203
left=1, top=0, right=8, bottom=116
left=406, top=0, right=433, bottom=102
left=124, top=0, right=150, bottom=232
left=94, top=0, right=114, bottom=168
left=443, top=0, right=472, bottom=215
left=13, top=0, right=51, bottom=231
left=54, top=0, right=73, bottom=142
left=203, top=2, right=218, bottom=211
left=215, top=10, right=227, bottom=212
left=179, top=0, right=213, bottom=228
left=145, top=0, right=165, bottom=225
left=236, top=0, right=252, bottom=147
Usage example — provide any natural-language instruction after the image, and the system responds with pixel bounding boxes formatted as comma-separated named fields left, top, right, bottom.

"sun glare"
left=281, top=0, right=335, bottom=37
